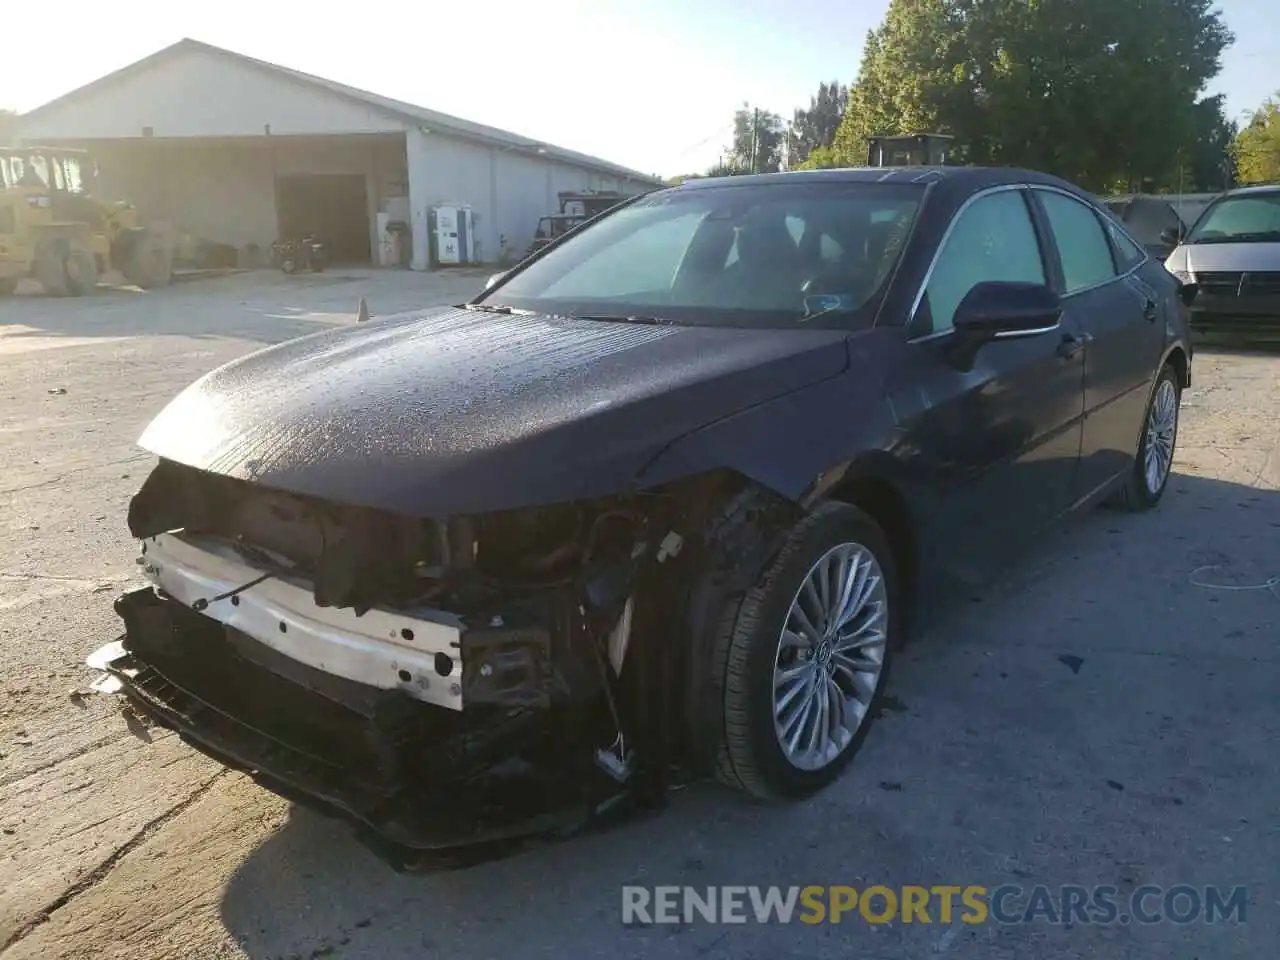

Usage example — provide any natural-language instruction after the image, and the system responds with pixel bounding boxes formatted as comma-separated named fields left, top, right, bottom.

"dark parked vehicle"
left=270, top=235, right=328, bottom=274
left=1162, top=184, right=1280, bottom=337
left=90, top=167, right=1192, bottom=862
left=525, top=213, right=584, bottom=258
left=1102, top=194, right=1189, bottom=260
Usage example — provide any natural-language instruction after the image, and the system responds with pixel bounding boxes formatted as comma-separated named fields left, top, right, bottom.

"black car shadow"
left=218, top=471, right=1280, bottom=960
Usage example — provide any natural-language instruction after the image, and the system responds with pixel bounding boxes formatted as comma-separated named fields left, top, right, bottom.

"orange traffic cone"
left=356, top=297, right=370, bottom=323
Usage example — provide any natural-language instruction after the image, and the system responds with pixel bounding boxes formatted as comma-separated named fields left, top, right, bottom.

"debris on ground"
left=121, top=702, right=154, bottom=741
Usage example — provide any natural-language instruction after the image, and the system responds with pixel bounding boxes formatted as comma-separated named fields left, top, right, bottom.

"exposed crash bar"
left=141, top=532, right=464, bottom=710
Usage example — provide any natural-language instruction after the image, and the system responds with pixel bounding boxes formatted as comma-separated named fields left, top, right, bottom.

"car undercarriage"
left=89, top=458, right=803, bottom=866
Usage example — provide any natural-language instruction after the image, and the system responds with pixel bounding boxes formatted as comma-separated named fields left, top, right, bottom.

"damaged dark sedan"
left=89, top=167, right=1193, bottom=860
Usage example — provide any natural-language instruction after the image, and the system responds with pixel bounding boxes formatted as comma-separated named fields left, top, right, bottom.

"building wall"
left=18, top=48, right=406, bottom=141
left=86, top=135, right=407, bottom=257
left=405, top=128, right=652, bottom=269
left=81, top=128, right=650, bottom=269
left=19, top=46, right=659, bottom=269
left=79, top=129, right=649, bottom=269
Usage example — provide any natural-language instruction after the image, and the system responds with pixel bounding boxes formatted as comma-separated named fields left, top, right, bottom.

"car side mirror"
left=953, top=281, right=1062, bottom=338
left=1160, top=225, right=1185, bottom=246
left=484, top=271, right=507, bottom=291
left=1178, top=281, right=1199, bottom=307
left=945, top=281, right=1062, bottom=371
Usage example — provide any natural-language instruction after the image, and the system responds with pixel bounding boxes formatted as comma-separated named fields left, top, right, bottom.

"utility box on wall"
left=428, top=204, right=477, bottom=267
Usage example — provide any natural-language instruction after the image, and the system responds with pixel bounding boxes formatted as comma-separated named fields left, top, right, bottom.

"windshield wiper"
left=457, top=302, right=519, bottom=314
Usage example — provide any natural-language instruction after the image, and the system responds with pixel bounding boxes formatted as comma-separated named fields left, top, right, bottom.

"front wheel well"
left=823, top=475, right=917, bottom=608
left=1165, top=345, right=1190, bottom=388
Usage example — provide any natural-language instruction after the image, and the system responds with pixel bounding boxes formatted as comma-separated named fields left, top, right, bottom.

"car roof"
left=1220, top=183, right=1280, bottom=197
left=673, top=165, right=1084, bottom=192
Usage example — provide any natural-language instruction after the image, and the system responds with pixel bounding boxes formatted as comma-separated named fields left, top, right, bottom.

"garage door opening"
left=275, top=174, right=370, bottom=264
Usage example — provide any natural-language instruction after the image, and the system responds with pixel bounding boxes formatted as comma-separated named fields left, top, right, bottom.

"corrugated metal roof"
left=16, top=38, right=663, bottom=186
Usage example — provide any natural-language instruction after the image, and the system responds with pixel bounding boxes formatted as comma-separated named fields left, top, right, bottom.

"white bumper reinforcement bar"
left=137, top=532, right=464, bottom=710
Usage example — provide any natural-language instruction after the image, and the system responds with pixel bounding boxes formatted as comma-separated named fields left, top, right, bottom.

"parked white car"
left=1163, top=184, right=1280, bottom=337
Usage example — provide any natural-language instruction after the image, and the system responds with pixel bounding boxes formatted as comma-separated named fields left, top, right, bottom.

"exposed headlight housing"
left=1172, top=269, right=1194, bottom=284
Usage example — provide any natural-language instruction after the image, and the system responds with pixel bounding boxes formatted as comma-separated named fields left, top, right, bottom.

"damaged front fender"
left=636, top=333, right=896, bottom=503
left=95, top=463, right=801, bottom=856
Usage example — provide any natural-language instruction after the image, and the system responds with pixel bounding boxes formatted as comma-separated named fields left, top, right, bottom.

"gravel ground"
left=1, top=273, right=1276, bottom=960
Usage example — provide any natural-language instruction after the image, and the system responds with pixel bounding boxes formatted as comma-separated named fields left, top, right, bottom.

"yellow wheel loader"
left=0, top=146, right=172, bottom=297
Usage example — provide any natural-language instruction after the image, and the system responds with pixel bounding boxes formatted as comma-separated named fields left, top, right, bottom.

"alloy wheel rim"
left=1143, top=379, right=1178, bottom=494
left=772, top=541, right=888, bottom=772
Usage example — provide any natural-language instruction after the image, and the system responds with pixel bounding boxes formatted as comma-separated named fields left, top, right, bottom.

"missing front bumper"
left=90, top=586, right=630, bottom=854
left=139, top=532, right=466, bottom=710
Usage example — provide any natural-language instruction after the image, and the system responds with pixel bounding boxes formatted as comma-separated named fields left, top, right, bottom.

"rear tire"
left=709, top=501, right=900, bottom=801
left=1107, top=363, right=1180, bottom=511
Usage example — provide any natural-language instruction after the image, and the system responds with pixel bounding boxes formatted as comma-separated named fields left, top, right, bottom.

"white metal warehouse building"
left=12, top=39, right=662, bottom=270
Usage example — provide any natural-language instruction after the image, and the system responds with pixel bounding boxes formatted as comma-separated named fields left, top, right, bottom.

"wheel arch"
left=804, top=457, right=919, bottom=613
left=1163, top=343, right=1191, bottom=389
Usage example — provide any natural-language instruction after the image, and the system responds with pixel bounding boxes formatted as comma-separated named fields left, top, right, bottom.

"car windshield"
left=1185, top=192, right=1280, bottom=244
left=478, top=180, right=925, bottom=329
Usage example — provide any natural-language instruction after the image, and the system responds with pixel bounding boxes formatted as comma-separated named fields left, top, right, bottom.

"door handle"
left=1056, top=332, right=1087, bottom=360
left=1143, top=298, right=1159, bottom=322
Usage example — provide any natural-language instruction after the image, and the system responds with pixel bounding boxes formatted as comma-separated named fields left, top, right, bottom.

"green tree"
left=1184, top=95, right=1237, bottom=191
left=829, top=0, right=1234, bottom=191
left=830, top=0, right=960, bottom=165
left=728, top=104, right=786, bottom=173
left=706, top=158, right=745, bottom=177
left=1232, top=92, right=1280, bottom=184
left=788, top=81, right=849, bottom=166
left=796, top=144, right=845, bottom=170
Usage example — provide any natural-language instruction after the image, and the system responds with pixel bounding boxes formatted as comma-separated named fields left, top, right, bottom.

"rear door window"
left=1102, top=218, right=1145, bottom=272
left=1038, top=191, right=1119, bottom=294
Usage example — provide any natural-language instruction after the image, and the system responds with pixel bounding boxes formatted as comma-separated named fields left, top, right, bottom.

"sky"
left=1, top=0, right=1274, bottom=178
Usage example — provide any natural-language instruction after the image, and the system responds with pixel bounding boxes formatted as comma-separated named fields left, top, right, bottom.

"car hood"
left=138, top=307, right=850, bottom=516
left=1171, top=241, right=1280, bottom=273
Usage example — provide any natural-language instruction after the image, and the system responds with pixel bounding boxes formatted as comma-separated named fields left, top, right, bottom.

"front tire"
left=710, top=502, right=900, bottom=800
left=1108, top=363, right=1180, bottom=511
